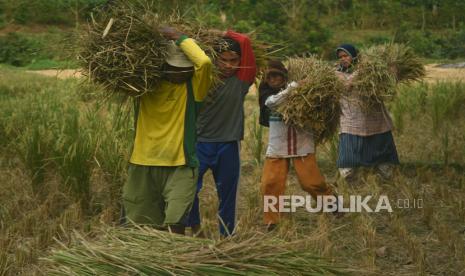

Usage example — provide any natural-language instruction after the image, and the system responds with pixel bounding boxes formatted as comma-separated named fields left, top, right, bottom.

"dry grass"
left=424, top=64, right=465, bottom=83
left=43, top=226, right=345, bottom=275
left=1, top=67, right=465, bottom=275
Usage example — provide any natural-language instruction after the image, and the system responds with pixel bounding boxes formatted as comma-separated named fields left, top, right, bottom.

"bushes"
left=0, top=0, right=106, bottom=25
left=394, top=24, right=465, bottom=59
left=0, top=31, right=77, bottom=68
left=365, top=35, right=392, bottom=46
left=438, top=29, right=465, bottom=59
left=0, top=33, right=44, bottom=66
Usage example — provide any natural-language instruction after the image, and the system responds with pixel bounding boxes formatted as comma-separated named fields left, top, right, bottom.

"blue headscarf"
left=336, top=44, right=358, bottom=72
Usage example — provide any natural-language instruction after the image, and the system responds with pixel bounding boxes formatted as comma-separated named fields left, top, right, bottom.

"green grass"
left=24, top=59, right=78, bottom=70
left=389, top=82, right=465, bottom=165
left=0, top=69, right=132, bottom=273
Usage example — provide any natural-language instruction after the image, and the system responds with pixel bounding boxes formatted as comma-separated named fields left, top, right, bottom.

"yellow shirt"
left=130, top=38, right=212, bottom=166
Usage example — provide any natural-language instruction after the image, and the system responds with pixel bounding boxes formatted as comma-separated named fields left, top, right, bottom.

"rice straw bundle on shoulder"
left=352, top=43, right=425, bottom=110
left=43, top=226, right=347, bottom=275
left=78, top=0, right=272, bottom=98
left=276, top=56, right=344, bottom=144
left=79, top=1, right=178, bottom=97
left=383, top=43, right=426, bottom=83
left=78, top=1, right=220, bottom=97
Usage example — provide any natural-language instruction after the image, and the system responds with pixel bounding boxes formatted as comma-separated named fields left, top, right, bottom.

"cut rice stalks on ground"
left=352, top=43, right=426, bottom=111
left=43, top=226, right=348, bottom=275
left=277, top=56, right=344, bottom=144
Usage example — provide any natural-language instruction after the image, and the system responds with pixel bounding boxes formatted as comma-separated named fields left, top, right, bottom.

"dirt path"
left=27, top=65, right=465, bottom=82
left=424, top=64, right=465, bottom=82
left=26, top=69, right=82, bottom=79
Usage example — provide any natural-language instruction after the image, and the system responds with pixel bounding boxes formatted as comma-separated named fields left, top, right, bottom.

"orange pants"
left=260, top=154, right=333, bottom=225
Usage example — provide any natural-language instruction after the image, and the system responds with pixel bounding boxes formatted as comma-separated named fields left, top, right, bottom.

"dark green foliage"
left=438, top=29, right=465, bottom=59
left=1, top=0, right=465, bottom=60
left=0, top=31, right=75, bottom=68
left=394, top=23, right=465, bottom=59
left=0, top=33, right=43, bottom=66
left=366, top=35, right=392, bottom=47
left=0, top=0, right=107, bottom=25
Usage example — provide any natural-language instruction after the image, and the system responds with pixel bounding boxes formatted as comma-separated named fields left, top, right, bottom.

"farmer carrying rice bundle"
left=259, top=60, right=341, bottom=230
left=335, top=44, right=400, bottom=181
left=335, top=43, right=425, bottom=181
left=122, top=26, right=212, bottom=234
left=186, top=30, right=257, bottom=237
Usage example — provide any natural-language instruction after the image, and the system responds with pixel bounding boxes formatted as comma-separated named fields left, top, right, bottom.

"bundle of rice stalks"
left=352, top=43, right=425, bottom=110
left=78, top=0, right=272, bottom=97
left=383, top=43, right=426, bottom=83
left=276, top=56, right=344, bottom=144
left=78, top=1, right=206, bottom=97
left=43, top=226, right=347, bottom=275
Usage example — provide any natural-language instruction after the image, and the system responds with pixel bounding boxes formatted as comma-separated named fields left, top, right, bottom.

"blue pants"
left=187, top=141, right=240, bottom=236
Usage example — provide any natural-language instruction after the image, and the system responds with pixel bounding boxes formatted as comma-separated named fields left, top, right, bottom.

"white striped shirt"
left=264, top=82, right=315, bottom=157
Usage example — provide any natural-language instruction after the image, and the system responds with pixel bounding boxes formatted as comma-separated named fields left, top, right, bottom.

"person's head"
left=163, top=41, right=194, bottom=84
left=265, top=60, right=287, bottom=89
left=215, top=38, right=241, bottom=79
left=336, top=44, right=358, bottom=70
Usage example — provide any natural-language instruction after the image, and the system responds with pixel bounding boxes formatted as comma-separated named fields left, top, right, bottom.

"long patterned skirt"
left=337, top=131, right=399, bottom=168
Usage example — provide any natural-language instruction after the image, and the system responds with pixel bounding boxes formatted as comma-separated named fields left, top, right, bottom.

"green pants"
left=123, top=164, right=197, bottom=227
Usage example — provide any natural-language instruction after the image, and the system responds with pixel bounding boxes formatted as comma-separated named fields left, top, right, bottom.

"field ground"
left=24, top=63, right=465, bottom=83
left=0, top=64, right=465, bottom=275
left=26, top=69, right=82, bottom=79
left=424, top=64, right=465, bottom=83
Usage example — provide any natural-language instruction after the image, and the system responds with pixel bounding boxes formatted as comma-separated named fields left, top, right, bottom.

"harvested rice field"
left=2, top=0, right=465, bottom=274
left=0, top=63, right=464, bottom=275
